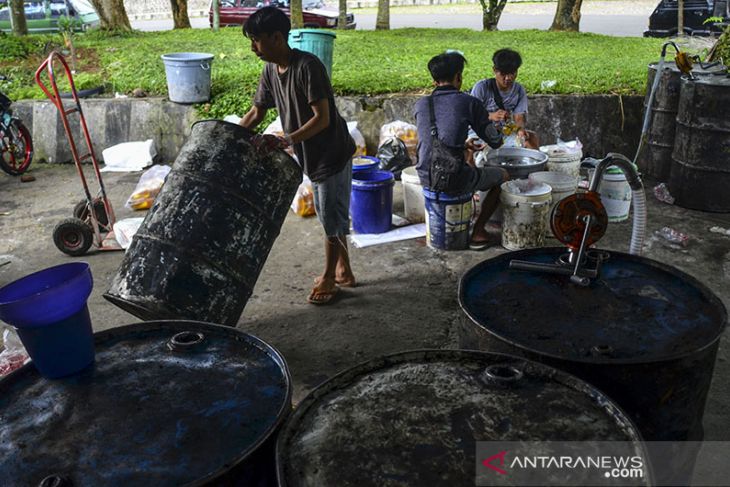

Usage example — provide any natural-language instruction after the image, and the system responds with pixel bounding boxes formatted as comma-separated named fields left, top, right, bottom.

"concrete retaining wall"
left=15, top=94, right=641, bottom=164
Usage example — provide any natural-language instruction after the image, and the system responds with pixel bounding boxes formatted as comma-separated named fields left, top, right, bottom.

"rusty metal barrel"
left=105, top=120, right=302, bottom=325
left=0, top=320, right=291, bottom=486
left=459, top=248, right=727, bottom=484
left=638, top=61, right=725, bottom=181
left=669, top=75, right=730, bottom=212
left=276, top=350, right=649, bottom=487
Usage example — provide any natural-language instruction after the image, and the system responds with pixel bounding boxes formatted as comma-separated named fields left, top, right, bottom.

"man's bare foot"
left=308, top=278, right=340, bottom=305
left=314, top=273, right=357, bottom=288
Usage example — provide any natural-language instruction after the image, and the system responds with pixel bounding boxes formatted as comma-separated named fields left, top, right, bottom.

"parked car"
left=209, top=0, right=355, bottom=29
left=0, top=0, right=99, bottom=33
left=644, top=0, right=725, bottom=37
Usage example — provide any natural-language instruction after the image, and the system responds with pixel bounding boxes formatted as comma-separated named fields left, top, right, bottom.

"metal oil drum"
left=104, top=120, right=302, bottom=326
left=669, top=75, right=730, bottom=212
left=0, top=320, right=291, bottom=486
left=276, top=350, right=649, bottom=487
left=639, top=61, right=725, bottom=181
left=459, top=248, right=727, bottom=484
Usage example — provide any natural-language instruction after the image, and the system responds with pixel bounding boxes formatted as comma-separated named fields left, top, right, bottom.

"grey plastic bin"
left=161, top=52, right=214, bottom=104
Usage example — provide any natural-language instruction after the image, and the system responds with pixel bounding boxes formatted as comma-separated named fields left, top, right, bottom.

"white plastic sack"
left=101, top=139, right=157, bottom=172
left=347, top=121, right=367, bottom=156
left=113, top=217, right=146, bottom=250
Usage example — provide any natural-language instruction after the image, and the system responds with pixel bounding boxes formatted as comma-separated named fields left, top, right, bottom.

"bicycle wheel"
left=1, top=120, right=33, bottom=175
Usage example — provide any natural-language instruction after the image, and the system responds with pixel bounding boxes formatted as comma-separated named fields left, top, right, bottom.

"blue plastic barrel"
left=352, top=156, right=380, bottom=174
left=160, top=52, right=214, bottom=104
left=289, top=29, right=335, bottom=79
left=423, top=189, right=473, bottom=250
left=0, top=262, right=95, bottom=379
left=351, top=170, right=394, bottom=234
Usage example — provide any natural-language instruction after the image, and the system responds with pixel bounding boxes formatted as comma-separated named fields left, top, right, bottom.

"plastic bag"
left=379, top=120, right=418, bottom=163
left=101, top=139, right=157, bottom=172
left=539, top=138, right=583, bottom=157
left=291, top=174, right=316, bottom=217
left=113, top=217, right=145, bottom=250
left=264, top=116, right=295, bottom=156
left=0, top=327, right=29, bottom=377
left=125, top=165, right=172, bottom=211
left=347, top=121, right=367, bottom=156
left=376, top=137, right=412, bottom=180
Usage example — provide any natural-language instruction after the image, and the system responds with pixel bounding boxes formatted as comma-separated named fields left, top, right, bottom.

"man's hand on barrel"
left=251, top=134, right=290, bottom=154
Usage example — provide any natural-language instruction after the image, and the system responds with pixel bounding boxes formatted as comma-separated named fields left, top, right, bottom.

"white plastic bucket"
left=499, top=180, right=552, bottom=250
left=540, top=144, right=582, bottom=178
left=596, top=172, right=632, bottom=222
left=528, top=171, right=578, bottom=215
left=161, top=52, right=214, bottom=104
left=401, top=166, right=425, bottom=223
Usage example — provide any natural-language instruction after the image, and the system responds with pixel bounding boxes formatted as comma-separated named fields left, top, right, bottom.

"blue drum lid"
left=459, top=248, right=727, bottom=363
left=277, top=350, right=646, bottom=487
left=0, top=321, right=291, bottom=487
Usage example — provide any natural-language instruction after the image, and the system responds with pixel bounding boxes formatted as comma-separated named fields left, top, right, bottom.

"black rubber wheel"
left=73, top=198, right=109, bottom=231
left=53, top=218, right=94, bottom=256
left=0, top=120, right=33, bottom=176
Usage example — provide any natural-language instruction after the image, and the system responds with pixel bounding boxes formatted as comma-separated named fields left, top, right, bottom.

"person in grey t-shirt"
left=469, top=48, right=540, bottom=149
left=239, top=7, right=356, bottom=305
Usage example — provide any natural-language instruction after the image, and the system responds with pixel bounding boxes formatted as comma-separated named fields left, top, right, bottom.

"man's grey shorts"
left=462, top=166, right=505, bottom=193
left=312, top=159, right=352, bottom=237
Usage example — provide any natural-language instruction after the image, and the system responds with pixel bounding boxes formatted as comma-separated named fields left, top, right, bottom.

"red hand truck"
left=35, top=52, right=121, bottom=256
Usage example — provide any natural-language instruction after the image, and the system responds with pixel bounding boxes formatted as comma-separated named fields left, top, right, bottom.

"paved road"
left=132, top=12, right=649, bottom=37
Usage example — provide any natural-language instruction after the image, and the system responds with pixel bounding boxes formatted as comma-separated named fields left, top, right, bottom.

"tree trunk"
left=677, top=0, right=684, bottom=35
left=9, top=0, right=28, bottom=35
left=170, top=0, right=191, bottom=29
left=376, top=0, right=389, bottom=30
left=291, top=0, right=303, bottom=29
left=90, top=0, right=131, bottom=30
left=338, top=0, right=347, bottom=30
left=479, top=0, right=508, bottom=31
left=212, top=0, right=220, bottom=31
left=549, top=0, right=583, bottom=31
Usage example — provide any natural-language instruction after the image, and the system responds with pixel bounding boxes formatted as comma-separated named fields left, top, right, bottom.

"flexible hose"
left=629, top=188, right=647, bottom=255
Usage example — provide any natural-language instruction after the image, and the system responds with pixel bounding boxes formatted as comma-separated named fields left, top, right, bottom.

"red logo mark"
left=482, top=450, right=508, bottom=475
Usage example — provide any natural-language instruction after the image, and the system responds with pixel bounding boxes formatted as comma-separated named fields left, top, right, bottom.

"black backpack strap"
left=427, top=95, right=439, bottom=138
left=488, top=78, right=505, bottom=111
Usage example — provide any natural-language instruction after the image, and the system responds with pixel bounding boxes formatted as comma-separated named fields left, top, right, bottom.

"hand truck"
left=35, top=51, right=121, bottom=256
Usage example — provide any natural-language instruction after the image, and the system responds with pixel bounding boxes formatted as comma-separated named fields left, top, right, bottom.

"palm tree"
left=376, top=0, right=389, bottom=30
left=291, top=0, right=304, bottom=29
left=9, top=0, right=28, bottom=35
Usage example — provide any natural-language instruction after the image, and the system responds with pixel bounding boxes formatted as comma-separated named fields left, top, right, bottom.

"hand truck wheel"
left=73, top=198, right=109, bottom=231
left=53, top=217, right=94, bottom=256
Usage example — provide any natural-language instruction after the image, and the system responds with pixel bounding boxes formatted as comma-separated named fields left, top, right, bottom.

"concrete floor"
left=1, top=163, right=729, bottom=441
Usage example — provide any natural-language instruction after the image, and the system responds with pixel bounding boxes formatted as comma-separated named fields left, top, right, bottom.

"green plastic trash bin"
left=289, top=29, right=335, bottom=79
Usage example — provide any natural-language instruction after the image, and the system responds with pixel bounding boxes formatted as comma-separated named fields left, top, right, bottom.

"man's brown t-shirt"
left=253, top=49, right=355, bottom=182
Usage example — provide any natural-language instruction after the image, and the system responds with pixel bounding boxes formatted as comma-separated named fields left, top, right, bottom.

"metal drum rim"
left=0, top=320, right=293, bottom=487
left=275, top=348, right=649, bottom=487
left=458, top=247, right=728, bottom=366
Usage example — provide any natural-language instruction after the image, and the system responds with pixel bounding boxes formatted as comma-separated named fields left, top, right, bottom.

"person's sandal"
left=307, top=285, right=340, bottom=305
left=469, top=239, right=491, bottom=251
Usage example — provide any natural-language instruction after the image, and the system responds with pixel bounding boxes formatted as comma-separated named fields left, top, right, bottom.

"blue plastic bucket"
left=0, top=262, right=95, bottom=379
left=160, top=52, right=214, bottom=104
left=351, top=170, right=394, bottom=234
left=423, top=189, right=473, bottom=250
left=352, top=156, right=380, bottom=174
left=289, top=29, right=335, bottom=79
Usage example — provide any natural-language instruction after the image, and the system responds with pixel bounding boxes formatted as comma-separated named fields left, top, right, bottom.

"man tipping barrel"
left=239, top=7, right=356, bottom=305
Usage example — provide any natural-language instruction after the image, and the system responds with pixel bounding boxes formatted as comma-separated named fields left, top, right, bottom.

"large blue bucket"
left=0, top=262, right=95, bottom=379
left=160, top=52, right=214, bottom=104
left=289, top=29, right=336, bottom=79
left=352, top=156, right=380, bottom=174
left=351, top=170, right=394, bottom=234
left=423, top=189, right=473, bottom=250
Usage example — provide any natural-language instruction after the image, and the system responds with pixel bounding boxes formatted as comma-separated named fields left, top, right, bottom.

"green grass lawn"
left=1, top=28, right=663, bottom=119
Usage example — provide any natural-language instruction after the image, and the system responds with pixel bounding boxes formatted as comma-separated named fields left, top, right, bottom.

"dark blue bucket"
left=351, top=170, right=394, bottom=234
left=0, top=262, right=95, bottom=379
left=352, top=156, right=380, bottom=174
left=423, top=188, right=473, bottom=250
